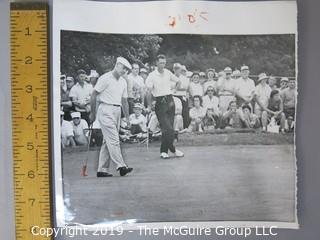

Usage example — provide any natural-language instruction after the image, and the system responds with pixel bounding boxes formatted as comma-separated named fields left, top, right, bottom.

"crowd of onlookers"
left=60, top=62, right=296, bottom=148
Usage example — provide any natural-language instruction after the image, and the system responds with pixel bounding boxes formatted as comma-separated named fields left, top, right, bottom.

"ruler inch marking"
left=11, top=3, right=52, bottom=240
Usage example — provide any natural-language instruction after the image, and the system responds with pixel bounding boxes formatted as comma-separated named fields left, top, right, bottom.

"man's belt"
left=155, top=94, right=172, bottom=100
left=101, top=102, right=121, bottom=107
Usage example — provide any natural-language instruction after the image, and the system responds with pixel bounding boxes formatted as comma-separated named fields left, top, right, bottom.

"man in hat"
left=69, top=69, right=93, bottom=124
left=217, top=66, right=236, bottom=113
left=128, top=63, right=146, bottom=106
left=254, top=73, right=272, bottom=118
left=279, top=77, right=289, bottom=93
left=281, top=78, right=296, bottom=119
left=173, top=63, right=190, bottom=129
left=88, top=70, right=100, bottom=87
left=70, top=111, right=89, bottom=146
left=129, top=103, right=147, bottom=135
left=60, top=111, right=75, bottom=148
left=90, top=57, right=133, bottom=177
left=140, top=68, right=149, bottom=81
left=234, top=65, right=255, bottom=107
left=146, top=54, right=184, bottom=159
left=61, top=76, right=75, bottom=121
left=232, top=70, right=241, bottom=80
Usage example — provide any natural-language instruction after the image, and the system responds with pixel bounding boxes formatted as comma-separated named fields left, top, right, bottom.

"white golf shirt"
left=94, top=71, right=128, bottom=106
left=145, top=68, right=179, bottom=97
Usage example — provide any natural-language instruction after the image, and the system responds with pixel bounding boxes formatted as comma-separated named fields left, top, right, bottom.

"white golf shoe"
left=160, top=152, right=169, bottom=159
left=174, top=149, right=184, bottom=157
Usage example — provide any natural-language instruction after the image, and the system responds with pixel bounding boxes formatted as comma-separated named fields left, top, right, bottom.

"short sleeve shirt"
left=189, top=82, right=204, bottom=97
left=94, top=71, right=128, bottom=106
left=128, top=74, right=145, bottom=99
left=61, top=120, right=74, bottom=138
left=69, top=82, right=93, bottom=102
left=145, top=68, right=179, bottom=97
left=217, top=78, right=236, bottom=96
left=255, top=84, right=272, bottom=109
left=234, top=77, right=255, bottom=98
left=71, top=119, right=88, bottom=137
left=202, top=95, right=220, bottom=112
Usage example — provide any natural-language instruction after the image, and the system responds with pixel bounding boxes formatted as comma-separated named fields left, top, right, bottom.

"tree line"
left=61, top=31, right=295, bottom=78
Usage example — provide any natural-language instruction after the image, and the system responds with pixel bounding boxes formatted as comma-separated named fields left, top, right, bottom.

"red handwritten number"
left=168, top=9, right=208, bottom=27
left=187, top=14, right=196, bottom=23
left=169, top=16, right=176, bottom=27
left=199, top=12, right=208, bottom=21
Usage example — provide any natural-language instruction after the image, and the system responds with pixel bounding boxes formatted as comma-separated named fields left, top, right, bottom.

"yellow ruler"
left=11, top=2, right=52, bottom=239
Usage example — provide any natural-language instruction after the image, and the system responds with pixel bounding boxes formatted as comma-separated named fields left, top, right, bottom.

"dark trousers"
left=127, top=97, right=135, bottom=114
left=155, top=95, right=176, bottom=154
left=174, top=95, right=190, bottom=129
left=80, top=112, right=90, bottom=125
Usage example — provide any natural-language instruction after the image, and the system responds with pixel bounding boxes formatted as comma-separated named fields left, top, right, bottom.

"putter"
left=81, top=124, right=93, bottom=176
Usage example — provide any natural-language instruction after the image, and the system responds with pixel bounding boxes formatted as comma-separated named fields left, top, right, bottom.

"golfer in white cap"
left=90, top=57, right=133, bottom=177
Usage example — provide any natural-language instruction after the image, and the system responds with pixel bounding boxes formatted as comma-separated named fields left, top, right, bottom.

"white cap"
left=258, top=73, right=268, bottom=82
left=140, top=68, right=148, bottom=74
left=280, top=77, right=289, bottom=82
left=218, top=71, right=225, bottom=76
left=71, top=112, right=81, bottom=119
left=116, top=57, right=132, bottom=70
left=133, top=103, right=144, bottom=109
left=241, top=65, right=249, bottom=71
left=66, top=76, right=74, bottom=81
left=232, top=70, right=241, bottom=76
left=173, top=63, right=182, bottom=69
left=224, top=67, right=232, bottom=73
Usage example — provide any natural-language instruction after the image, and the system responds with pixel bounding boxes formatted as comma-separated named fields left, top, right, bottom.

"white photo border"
left=52, top=0, right=298, bottom=229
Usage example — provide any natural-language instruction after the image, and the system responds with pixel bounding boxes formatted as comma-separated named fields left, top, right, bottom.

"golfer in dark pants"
left=146, top=54, right=184, bottom=159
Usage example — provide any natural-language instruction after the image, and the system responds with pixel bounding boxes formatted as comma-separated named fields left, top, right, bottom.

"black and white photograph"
left=53, top=0, right=298, bottom=229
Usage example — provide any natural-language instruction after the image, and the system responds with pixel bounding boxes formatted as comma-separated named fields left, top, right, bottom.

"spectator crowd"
left=60, top=61, right=296, bottom=148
